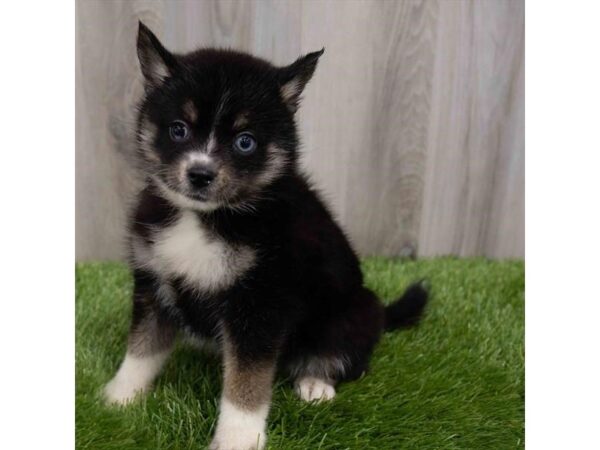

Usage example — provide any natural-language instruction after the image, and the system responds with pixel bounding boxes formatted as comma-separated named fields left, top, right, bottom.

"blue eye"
left=169, top=120, right=190, bottom=142
left=234, top=133, right=257, bottom=154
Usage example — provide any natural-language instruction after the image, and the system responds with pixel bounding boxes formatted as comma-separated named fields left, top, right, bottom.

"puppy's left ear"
left=137, top=21, right=178, bottom=88
left=278, top=49, right=324, bottom=113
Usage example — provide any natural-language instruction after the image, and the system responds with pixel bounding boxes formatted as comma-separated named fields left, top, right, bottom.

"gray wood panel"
left=418, top=0, right=525, bottom=258
left=76, top=0, right=164, bottom=260
left=75, top=0, right=524, bottom=260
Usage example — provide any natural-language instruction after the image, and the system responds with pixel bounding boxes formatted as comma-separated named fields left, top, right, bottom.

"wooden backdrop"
left=76, top=0, right=524, bottom=261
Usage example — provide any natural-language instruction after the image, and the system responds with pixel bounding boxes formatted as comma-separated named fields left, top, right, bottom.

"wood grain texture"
left=76, top=0, right=166, bottom=260
left=418, top=0, right=525, bottom=257
left=75, top=0, right=524, bottom=260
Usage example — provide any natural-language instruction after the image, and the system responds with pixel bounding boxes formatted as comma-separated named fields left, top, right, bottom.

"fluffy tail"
left=384, top=280, right=429, bottom=331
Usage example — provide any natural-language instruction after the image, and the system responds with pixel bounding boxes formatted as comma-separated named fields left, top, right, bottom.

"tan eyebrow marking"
left=182, top=100, right=198, bottom=123
left=233, top=112, right=249, bottom=131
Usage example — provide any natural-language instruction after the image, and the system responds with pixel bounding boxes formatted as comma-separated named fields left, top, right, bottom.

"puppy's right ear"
left=137, top=21, right=177, bottom=87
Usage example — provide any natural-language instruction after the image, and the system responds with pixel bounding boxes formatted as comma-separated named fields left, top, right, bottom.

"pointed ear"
left=278, top=49, right=324, bottom=112
left=137, top=21, right=178, bottom=87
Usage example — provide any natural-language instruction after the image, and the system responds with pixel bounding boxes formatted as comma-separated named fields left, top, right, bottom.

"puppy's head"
left=135, top=22, right=323, bottom=211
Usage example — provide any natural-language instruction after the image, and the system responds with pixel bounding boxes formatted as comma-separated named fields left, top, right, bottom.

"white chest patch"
left=133, top=210, right=256, bottom=293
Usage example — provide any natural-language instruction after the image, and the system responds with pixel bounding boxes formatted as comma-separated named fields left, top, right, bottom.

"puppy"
left=104, top=22, right=428, bottom=450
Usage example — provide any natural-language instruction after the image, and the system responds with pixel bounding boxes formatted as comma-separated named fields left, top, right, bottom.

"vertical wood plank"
left=163, top=0, right=255, bottom=53
left=418, top=0, right=524, bottom=258
left=76, top=0, right=166, bottom=260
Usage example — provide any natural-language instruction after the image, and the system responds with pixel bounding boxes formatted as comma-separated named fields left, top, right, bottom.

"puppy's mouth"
left=177, top=182, right=219, bottom=203
left=186, top=190, right=212, bottom=202
left=151, top=175, right=222, bottom=210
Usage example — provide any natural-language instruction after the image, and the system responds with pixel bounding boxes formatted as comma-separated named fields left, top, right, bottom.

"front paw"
left=103, top=375, right=148, bottom=405
left=209, top=431, right=264, bottom=450
left=209, top=399, right=268, bottom=450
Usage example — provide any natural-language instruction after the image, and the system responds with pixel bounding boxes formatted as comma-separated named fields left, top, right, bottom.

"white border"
left=2, top=1, right=600, bottom=448
left=527, top=1, right=600, bottom=448
left=0, top=1, right=74, bottom=449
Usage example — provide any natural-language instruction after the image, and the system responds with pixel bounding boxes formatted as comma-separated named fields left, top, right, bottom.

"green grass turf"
left=76, top=258, right=524, bottom=449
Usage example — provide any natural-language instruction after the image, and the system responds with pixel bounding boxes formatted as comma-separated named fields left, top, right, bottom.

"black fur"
left=117, top=23, right=429, bottom=439
left=129, top=21, right=429, bottom=380
left=384, top=281, right=429, bottom=331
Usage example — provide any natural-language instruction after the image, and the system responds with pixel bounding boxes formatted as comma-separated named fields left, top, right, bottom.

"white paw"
left=295, top=377, right=336, bottom=402
left=103, top=352, right=170, bottom=405
left=209, top=430, right=264, bottom=450
left=103, top=375, right=148, bottom=405
left=209, top=398, right=267, bottom=450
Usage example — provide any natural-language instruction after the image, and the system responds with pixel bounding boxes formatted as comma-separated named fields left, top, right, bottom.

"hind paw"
left=294, top=377, right=336, bottom=402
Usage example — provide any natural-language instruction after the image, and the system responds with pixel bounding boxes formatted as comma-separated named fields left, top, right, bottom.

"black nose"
left=187, top=166, right=216, bottom=188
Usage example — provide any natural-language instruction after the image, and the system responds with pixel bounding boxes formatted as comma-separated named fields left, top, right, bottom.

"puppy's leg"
left=104, top=274, right=176, bottom=405
left=210, top=329, right=278, bottom=450
left=290, top=287, right=385, bottom=403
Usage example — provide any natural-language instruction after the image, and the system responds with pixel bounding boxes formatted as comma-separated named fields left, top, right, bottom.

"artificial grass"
left=76, top=258, right=524, bottom=449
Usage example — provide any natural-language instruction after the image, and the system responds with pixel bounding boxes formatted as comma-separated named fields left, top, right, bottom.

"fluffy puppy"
left=104, top=22, right=429, bottom=450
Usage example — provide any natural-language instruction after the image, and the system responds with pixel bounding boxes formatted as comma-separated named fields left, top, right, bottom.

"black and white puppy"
left=104, top=22, right=428, bottom=450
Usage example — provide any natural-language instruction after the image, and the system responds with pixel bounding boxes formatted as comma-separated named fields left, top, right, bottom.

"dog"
left=104, top=22, right=429, bottom=450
